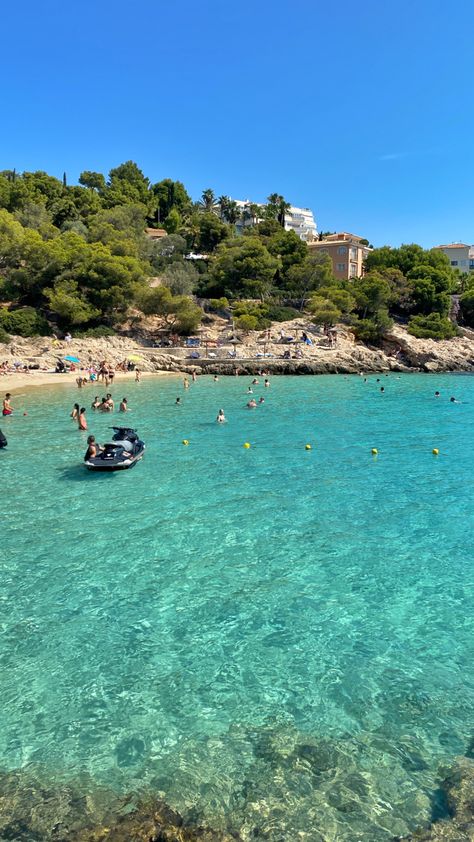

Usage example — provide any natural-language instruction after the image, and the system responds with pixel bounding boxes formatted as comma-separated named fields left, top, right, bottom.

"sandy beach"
left=0, top=368, right=178, bottom=395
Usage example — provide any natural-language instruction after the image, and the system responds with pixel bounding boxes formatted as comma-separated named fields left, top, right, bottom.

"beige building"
left=308, top=233, right=371, bottom=280
left=434, top=243, right=474, bottom=272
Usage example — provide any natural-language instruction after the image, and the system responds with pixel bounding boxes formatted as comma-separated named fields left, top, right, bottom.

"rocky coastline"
left=1, top=323, right=474, bottom=383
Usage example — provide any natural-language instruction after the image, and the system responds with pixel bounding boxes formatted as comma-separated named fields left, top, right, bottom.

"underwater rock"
left=394, top=757, right=474, bottom=840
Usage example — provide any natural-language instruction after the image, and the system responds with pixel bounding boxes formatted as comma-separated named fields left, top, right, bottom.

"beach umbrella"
left=64, top=355, right=80, bottom=363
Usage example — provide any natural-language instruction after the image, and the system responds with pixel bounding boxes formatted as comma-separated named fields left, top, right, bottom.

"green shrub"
left=235, top=314, right=258, bottom=332
left=408, top=313, right=457, bottom=340
left=75, top=326, right=117, bottom=338
left=0, top=307, right=50, bottom=337
left=0, top=326, right=10, bottom=343
left=350, top=310, right=393, bottom=344
left=265, top=304, right=300, bottom=322
left=209, top=297, right=229, bottom=311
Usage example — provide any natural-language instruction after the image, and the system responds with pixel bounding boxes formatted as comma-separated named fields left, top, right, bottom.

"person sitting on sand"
left=78, top=408, right=87, bottom=430
left=216, top=408, right=226, bottom=423
left=2, top=393, right=13, bottom=416
left=71, top=403, right=80, bottom=421
left=119, top=397, right=128, bottom=412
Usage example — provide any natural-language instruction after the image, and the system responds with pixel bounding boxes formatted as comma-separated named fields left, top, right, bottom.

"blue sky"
left=2, top=0, right=473, bottom=247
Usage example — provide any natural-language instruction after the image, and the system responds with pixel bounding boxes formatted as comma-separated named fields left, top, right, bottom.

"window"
left=451, top=260, right=458, bottom=266
left=337, top=246, right=347, bottom=255
left=336, top=263, right=346, bottom=272
left=349, top=264, right=358, bottom=278
left=350, top=248, right=358, bottom=260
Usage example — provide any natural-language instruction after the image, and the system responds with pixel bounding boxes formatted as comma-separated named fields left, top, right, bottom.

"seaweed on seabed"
left=393, top=756, right=474, bottom=840
left=0, top=768, right=241, bottom=842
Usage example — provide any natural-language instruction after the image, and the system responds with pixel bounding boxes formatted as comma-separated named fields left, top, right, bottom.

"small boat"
left=0, top=429, right=7, bottom=449
left=85, top=427, right=145, bottom=471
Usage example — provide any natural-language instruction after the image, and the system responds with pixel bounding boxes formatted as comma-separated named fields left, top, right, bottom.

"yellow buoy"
left=305, top=444, right=312, bottom=450
left=182, top=439, right=189, bottom=446
left=243, top=442, right=251, bottom=449
left=371, top=448, right=378, bottom=455
left=432, top=448, right=439, bottom=455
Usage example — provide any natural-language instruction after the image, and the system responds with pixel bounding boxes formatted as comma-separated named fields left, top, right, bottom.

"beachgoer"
left=119, top=398, right=128, bottom=412
left=108, top=367, right=115, bottom=385
left=247, top=398, right=257, bottom=408
left=91, top=396, right=100, bottom=410
left=259, top=397, right=265, bottom=404
left=105, top=394, right=114, bottom=411
left=434, top=391, right=440, bottom=397
left=252, top=378, right=259, bottom=385
left=78, top=408, right=87, bottom=430
left=64, top=332, right=72, bottom=343
left=70, top=403, right=80, bottom=420
left=176, top=397, right=182, bottom=405
left=213, top=375, right=219, bottom=382
left=247, top=387, right=253, bottom=394
left=380, top=387, right=385, bottom=393
left=98, top=397, right=109, bottom=412
left=76, top=376, right=83, bottom=388
left=216, top=408, right=226, bottom=423
left=264, top=379, right=270, bottom=388
left=183, top=377, right=189, bottom=389
left=2, top=393, right=13, bottom=416
left=450, top=396, right=459, bottom=403
left=135, top=369, right=141, bottom=382
left=84, top=434, right=100, bottom=461
left=192, top=370, right=197, bottom=382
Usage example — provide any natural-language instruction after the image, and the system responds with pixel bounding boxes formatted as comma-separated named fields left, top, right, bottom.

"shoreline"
left=0, top=368, right=179, bottom=395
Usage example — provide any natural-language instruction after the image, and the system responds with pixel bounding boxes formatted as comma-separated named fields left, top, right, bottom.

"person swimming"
left=247, top=387, right=253, bottom=394
left=216, top=408, right=226, bottom=423
left=450, top=396, right=459, bottom=403
left=247, top=398, right=257, bottom=408
left=264, top=379, right=270, bottom=388
left=435, top=391, right=440, bottom=397
left=259, top=397, right=265, bottom=404
left=252, top=378, right=259, bottom=385
left=176, top=397, right=182, bottom=405
left=213, top=375, right=219, bottom=382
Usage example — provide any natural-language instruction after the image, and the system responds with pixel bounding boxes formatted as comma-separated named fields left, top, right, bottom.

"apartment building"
left=233, top=200, right=317, bottom=242
left=308, top=232, right=371, bottom=280
left=434, top=243, right=474, bottom=272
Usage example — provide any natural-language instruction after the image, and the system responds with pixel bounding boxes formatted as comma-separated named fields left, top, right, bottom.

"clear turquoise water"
left=1, top=373, right=474, bottom=840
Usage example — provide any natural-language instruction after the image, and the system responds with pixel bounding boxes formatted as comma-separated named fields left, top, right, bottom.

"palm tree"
left=218, top=196, right=240, bottom=227
left=217, top=195, right=230, bottom=219
left=199, top=188, right=216, bottom=212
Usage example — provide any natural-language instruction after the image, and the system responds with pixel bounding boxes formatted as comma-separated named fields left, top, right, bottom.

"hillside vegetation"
left=0, top=162, right=472, bottom=343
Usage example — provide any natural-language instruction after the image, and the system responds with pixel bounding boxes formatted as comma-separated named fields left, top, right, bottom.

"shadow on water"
left=57, top=465, right=121, bottom=483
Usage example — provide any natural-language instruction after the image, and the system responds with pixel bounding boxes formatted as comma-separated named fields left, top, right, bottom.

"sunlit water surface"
left=1, top=373, right=474, bottom=840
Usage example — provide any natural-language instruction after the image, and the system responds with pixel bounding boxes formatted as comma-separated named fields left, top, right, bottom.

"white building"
left=434, top=242, right=474, bottom=272
left=232, top=199, right=317, bottom=242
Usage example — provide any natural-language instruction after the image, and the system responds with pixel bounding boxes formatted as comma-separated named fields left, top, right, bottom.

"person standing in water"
left=91, top=396, right=100, bottom=410
left=78, top=408, right=87, bottom=430
left=216, top=408, right=226, bottom=423
left=183, top=377, right=189, bottom=389
left=70, top=403, right=80, bottom=421
left=135, top=369, right=141, bottom=382
left=119, top=397, right=129, bottom=412
left=3, top=393, right=13, bottom=416
left=192, top=370, right=197, bottom=382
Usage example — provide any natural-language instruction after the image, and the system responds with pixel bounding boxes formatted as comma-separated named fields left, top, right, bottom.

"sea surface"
left=1, top=373, right=474, bottom=840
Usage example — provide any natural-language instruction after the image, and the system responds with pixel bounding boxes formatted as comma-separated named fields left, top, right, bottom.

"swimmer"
left=175, top=397, right=182, bottom=405
left=91, top=396, right=100, bottom=410
left=192, top=370, right=197, bottom=382
left=135, top=369, right=141, bottom=382
left=183, top=377, right=189, bottom=389
left=2, top=393, right=13, bottom=416
left=380, top=387, right=385, bottom=393
left=434, top=391, right=440, bottom=397
left=247, top=398, right=257, bottom=408
left=78, top=407, right=87, bottom=431
left=450, top=396, right=459, bottom=403
left=119, top=397, right=128, bottom=412
left=264, top=379, right=270, bottom=388
left=247, top=387, right=253, bottom=394
left=259, top=397, right=265, bottom=404
left=252, top=378, right=259, bottom=385
left=70, top=402, right=80, bottom=421
left=213, top=375, right=219, bottom=382
left=216, top=408, right=226, bottom=423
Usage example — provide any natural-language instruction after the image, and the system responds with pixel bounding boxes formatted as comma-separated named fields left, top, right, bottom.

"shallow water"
left=1, top=373, right=474, bottom=840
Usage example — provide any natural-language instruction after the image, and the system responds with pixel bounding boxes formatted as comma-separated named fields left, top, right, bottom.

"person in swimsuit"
left=91, top=396, right=100, bottom=410
left=2, top=393, right=13, bottom=416
left=78, top=408, right=87, bottom=430
left=216, top=408, right=226, bottom=423
left=84, top=435, right=100, bottom=461
left=119, top=397, right=128, bottom=412
left=135, top=369, right=141, bottom=382
left=70, top=403, right=80, bottom=421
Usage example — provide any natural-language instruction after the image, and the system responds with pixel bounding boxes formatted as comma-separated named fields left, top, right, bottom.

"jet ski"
left=0, top=429, right=7, bottom=449
left=85, top=427, right=145, bottom=471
